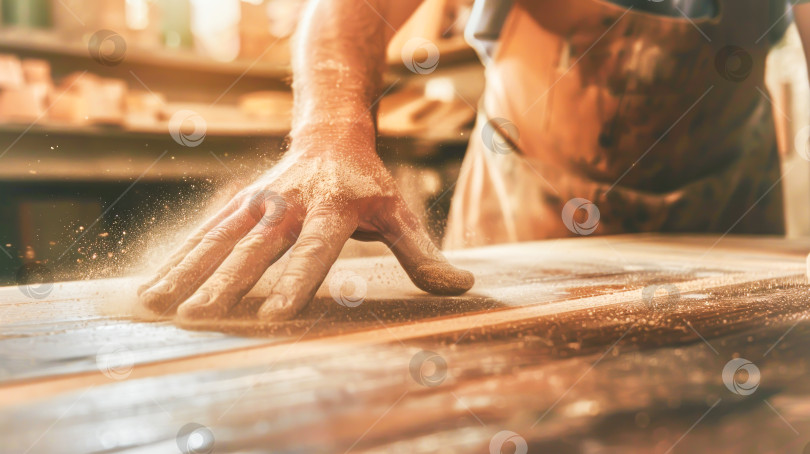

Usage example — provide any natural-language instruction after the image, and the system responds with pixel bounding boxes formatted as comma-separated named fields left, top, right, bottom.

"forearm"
left=291, top=0, right=388, bottom=148
left=290, top=0, right=421, bottom=150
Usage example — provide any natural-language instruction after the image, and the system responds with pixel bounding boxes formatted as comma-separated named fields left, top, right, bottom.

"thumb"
left=381, top=204, right=474, bottom=295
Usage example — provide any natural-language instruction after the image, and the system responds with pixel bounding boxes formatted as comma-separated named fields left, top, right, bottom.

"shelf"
left=0, top=121, right=470, bottom=182
left=0, top=27, right=291, bottom=79
left=0, top=120, right=289, bottom=139
left=0, top=27, right=476, bottom=81
left=0, top=118, right=470, bottom=144
left=0, top=27, right=479, bottom=182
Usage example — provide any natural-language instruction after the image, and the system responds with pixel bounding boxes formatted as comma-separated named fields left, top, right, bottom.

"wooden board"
left=1, top=234, right=809, bottom=453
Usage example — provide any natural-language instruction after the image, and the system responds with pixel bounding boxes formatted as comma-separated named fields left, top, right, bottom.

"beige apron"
left=444, top=0, right=788, bottom=249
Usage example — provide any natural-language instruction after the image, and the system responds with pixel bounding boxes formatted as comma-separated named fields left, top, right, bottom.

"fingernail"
left=177, top=293, right=219, bottom=320
left=147, top=280, right=171, bottom=295
left=258, top=294, right=289, bottom=320
left=137, top=274, right=162, bottom=296
left=415, top=262, right=475, bottom=295
left=183, top=293, right=210, bottom=307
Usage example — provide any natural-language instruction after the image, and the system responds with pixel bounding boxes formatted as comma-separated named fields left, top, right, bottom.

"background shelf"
left=0, top=27, right=291, bottom=78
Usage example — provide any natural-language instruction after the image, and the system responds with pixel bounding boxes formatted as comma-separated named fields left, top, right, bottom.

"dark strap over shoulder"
left=464, top=0, right=514, bottom=63
left=767, top=0, right=794, bottom=44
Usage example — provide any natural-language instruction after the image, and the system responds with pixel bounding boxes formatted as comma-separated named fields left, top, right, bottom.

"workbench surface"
left=1, top=234, right=810, bottom=453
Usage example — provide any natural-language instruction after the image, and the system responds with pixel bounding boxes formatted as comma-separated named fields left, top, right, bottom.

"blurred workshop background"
left=0, top=0, right=807, bottom=284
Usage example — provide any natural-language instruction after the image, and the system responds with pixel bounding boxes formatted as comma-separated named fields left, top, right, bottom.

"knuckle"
left=281, top=266, right=309, bottom=282
left=187, top=228, right=207, bottom=243
left=236, top=232, right=268, bottom=252
left=225, top=196, right=242, bottom=210
left=165, top=261, right=195, bottom=282
left=206, top=269, right=242, bottom=290
left=275, top=274, right=310, bottom=295
left=202, top=225, right=237, bottom=243
left=308, top=205, right=336, bottom=217
left=290, top=236, right=329, bottom=258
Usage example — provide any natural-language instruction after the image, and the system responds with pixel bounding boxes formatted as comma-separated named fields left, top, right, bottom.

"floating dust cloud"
left=55, top=145, right=278, bottom=286
left=19, top=176, right=251, bottom=286
left=98, top=180, right=247, bottom=322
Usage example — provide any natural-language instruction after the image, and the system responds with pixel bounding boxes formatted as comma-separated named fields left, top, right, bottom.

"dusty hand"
left=137, top=144, right=474, bottom=321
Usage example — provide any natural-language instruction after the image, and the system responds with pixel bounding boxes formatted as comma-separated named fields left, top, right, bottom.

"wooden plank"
left=0, top=235, right=808, bottom=453
left=2, top=235, right=802, bottom=387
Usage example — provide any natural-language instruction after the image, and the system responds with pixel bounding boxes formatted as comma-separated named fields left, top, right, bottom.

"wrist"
left=290, top=114, right=377, bottom=156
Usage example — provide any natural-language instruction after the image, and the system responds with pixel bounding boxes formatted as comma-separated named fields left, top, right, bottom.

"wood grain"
left=1, top=234, right=809, bottom=453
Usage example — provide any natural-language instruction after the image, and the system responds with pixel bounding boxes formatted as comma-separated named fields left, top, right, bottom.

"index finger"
left=257, top=210, right=357, bottom=321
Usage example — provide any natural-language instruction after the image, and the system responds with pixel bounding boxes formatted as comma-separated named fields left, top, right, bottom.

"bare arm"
left=291, top=0, right=421, bottom=139
left=138, top=0, right=474, bottom=322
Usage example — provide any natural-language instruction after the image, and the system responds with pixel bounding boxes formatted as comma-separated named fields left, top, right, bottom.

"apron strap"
left=465, top=0, right=514, bottom=64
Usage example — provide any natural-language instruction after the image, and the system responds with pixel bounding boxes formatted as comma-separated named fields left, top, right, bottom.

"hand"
left=137, top=141, right=474, bottom=321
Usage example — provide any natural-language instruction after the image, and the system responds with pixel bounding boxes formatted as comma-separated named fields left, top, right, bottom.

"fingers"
left=381, top=203, right=474, bottom=295
left=137, top=199, right=239, bottom=296
left=257, top=211, right=356, bottom=321
left=138, top=207, right=259, bottom=315
left=176, top=219, right=298, bottom=320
